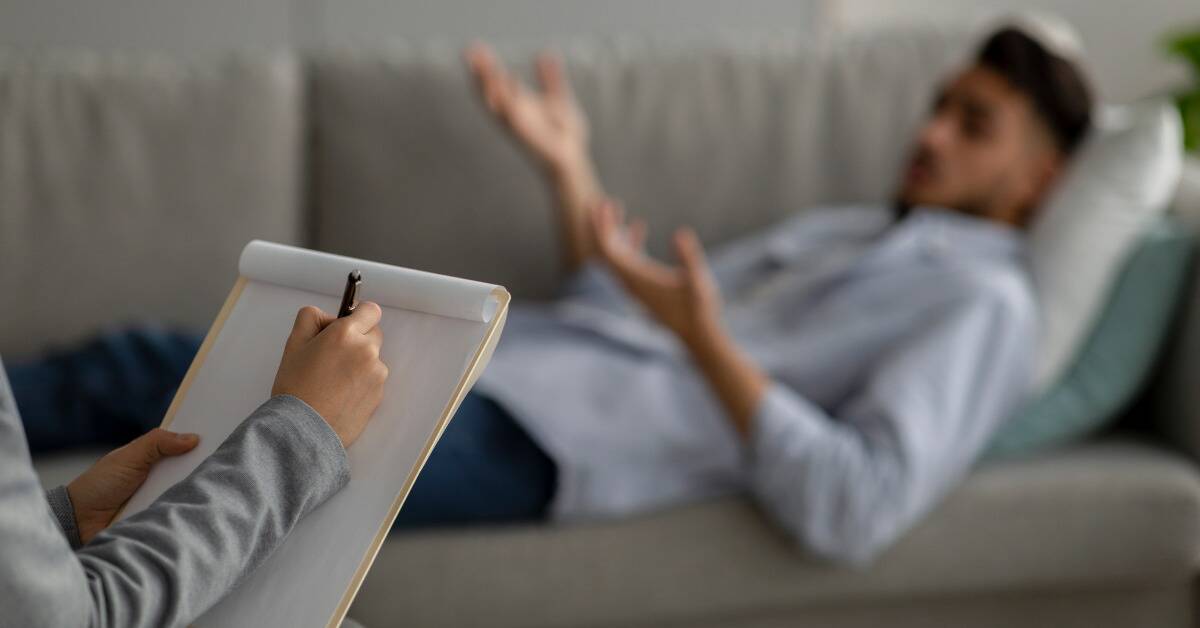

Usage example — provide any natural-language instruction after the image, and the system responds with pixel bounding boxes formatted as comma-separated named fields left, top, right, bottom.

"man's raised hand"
left=590, top=199, right=723, bottom=346
left=465, top=43, right=589, bottom=176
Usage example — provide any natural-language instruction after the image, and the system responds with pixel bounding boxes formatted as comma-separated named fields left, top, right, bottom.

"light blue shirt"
left=476, top=206, right=1036, bottom=564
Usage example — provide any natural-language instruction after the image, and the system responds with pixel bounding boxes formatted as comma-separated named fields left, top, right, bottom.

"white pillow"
left=1029, top=101, right=1182, bottom=391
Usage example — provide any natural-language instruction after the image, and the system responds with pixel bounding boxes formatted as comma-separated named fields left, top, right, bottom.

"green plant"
left=1166, top=30, right=1200, bottom=152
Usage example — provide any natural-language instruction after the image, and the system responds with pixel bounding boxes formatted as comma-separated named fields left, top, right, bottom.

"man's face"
left=897, top=65, right=1061, bottom=224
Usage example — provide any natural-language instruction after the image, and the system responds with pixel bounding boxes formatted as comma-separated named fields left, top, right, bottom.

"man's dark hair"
left=977, top=27, right=1094, bottom=156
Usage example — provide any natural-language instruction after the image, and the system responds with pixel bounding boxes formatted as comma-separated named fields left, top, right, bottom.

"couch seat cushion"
left=352, top=437, right=1200, bottom=627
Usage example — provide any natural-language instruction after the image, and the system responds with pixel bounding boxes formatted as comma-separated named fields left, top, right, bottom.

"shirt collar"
left=901, top=206, right=1027, bottom=261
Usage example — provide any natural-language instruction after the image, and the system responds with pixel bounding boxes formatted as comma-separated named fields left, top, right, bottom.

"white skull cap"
left=980, top=11, right=1086, bottom=64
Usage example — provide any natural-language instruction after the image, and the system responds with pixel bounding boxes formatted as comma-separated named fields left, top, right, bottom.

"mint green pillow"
left=985, top=215, right=1196, bottom=460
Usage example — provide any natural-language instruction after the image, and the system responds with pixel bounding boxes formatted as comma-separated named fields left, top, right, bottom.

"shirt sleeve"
left=558, top=261, right=640, bottom=314
left=46, top=485, right=83, bottom=549
left=1, top=387, right=351, bottom=627
left=746, top=280, right=1036, bottom=565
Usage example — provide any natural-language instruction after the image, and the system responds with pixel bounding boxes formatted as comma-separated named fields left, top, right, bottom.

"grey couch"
left=7, top=24, right=1200, bottom=627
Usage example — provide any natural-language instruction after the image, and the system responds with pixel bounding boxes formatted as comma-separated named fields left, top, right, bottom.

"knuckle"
left=334, top=324, right=356, bottom=342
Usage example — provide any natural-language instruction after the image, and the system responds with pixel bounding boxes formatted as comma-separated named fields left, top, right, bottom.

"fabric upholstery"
left=349, top=438, right=1200, bottom=627
left=0, top=53, right=305, bottom=359
left=34, top=438, right=1200, bottom=627
left=1028, top=103, right=1183, bottom=389
left=1152, top=158, right=1200, bottom=461
left=988, top=215, right=1196, bottom=459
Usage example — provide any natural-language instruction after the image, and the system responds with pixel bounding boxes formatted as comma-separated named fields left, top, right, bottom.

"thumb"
left=128, top=428, right=200, bottom=467
left=674, top=228, right=710, bottom=286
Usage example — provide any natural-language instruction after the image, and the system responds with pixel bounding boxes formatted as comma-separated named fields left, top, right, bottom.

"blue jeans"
left=9, top=328, right=555, bottom=528
left=390, top=392, right=556, bottom=530
left=10, top=327, right=203, bottom=453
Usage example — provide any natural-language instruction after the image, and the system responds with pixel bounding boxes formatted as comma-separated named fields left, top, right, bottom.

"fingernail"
left=179, top=433, right=199, bottom=442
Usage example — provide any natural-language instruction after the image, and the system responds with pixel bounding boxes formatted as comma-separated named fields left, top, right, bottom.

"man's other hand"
left=67, top=428, right=200, bottom=544
left=590, top=199, right=724, bottom=346
left=271, top=303, right=389, bottom=448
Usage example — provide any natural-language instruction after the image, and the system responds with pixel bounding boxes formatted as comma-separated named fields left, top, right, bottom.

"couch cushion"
left=987, top=215, right=1196, bottom=459
left=351, top=438, right=1200, bottom=627
left=309, top=27, right=969, bottom=299
left=1028, top=102, right=1183, bottom=390
left=0, top=52, right=305, bottom=359
left=32, top=448, right=106, bottom=490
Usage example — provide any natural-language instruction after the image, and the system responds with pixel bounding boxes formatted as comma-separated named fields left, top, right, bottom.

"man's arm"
left=744, top=286, right=1034, bottom=564
left=466, top=44, right=612, bottom=272
left=589, top=200, right=1035, bottom=563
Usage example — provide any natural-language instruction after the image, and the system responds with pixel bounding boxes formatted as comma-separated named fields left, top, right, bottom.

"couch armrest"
left=1174, top=155, right=1200, bottom=228
left=1154, top=155, right=1200, bottom=459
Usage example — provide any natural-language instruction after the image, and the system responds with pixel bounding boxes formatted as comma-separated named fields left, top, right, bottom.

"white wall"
left=0, top=0, right=828, bottom=53
left=831, top=0, right=1200, bottom=103
left=1, top=0, right=1195, bottom=102
left=315, top=0, right=827, bottom=46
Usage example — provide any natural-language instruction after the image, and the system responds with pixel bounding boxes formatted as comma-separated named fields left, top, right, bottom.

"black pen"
left=338, top=270, right=363, bottom=318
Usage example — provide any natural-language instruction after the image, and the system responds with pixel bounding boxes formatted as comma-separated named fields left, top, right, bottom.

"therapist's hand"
left=271, top=302, right=389, bottom=447
left=67, top=428, right=200, bottom=544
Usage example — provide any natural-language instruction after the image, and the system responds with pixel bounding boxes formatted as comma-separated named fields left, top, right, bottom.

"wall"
left=0, top=0, right=827, bottom=54
left=831, top=0, right=1200, bottom=103
left=1, top=0, right=1196, bottom=101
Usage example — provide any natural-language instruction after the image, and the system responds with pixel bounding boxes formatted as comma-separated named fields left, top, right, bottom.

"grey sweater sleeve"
left=46, top=485, right=83, bottom=549
left=0, top=356, right=351, bottom=628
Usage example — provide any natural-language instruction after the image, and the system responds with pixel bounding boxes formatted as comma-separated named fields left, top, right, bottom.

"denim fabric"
left=10, top=327, right=202, bottom=453
left=391, top=392, right=555, bottom=530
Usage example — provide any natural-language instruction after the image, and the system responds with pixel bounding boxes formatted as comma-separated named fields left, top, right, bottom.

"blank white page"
left=117, top=241, right=507, bottom=627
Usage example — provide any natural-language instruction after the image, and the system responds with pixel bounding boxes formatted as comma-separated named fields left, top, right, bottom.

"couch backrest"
left=0, top=53, right=305, bottom=358
left=308, top=26, right=971, bottom=298
left=0, top=26, right=972, bottom=358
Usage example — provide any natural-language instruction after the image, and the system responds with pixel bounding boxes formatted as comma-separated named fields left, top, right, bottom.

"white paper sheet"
left=116, top=241, right=507, bottom=627
left=239, top=240, right=500, bottom=322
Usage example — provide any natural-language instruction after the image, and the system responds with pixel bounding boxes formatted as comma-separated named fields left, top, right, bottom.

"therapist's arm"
left=2, top=302, right=389, bottom=627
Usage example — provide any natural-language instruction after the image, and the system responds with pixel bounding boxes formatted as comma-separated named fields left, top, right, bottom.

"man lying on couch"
left=13, top=24, right=1092, bottom=564
left=404, top=23, right=1093, bottom=564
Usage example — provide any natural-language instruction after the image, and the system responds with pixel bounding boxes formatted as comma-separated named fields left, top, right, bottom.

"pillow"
left=986, top=215, right=1196, bottom=460
left=1028, top=102, right=1183, bottom=391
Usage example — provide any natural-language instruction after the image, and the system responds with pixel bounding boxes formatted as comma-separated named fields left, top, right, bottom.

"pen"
left=338, top=270, right=363, bottom=318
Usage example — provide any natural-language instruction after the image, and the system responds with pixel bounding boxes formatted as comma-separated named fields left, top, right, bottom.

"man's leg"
left=391, top=391, right=556, bottom=530
left=9, top=327, right=202, bottom=453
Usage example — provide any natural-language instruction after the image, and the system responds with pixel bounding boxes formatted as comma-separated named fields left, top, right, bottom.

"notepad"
left=116, top=240, right=509, bottom=628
